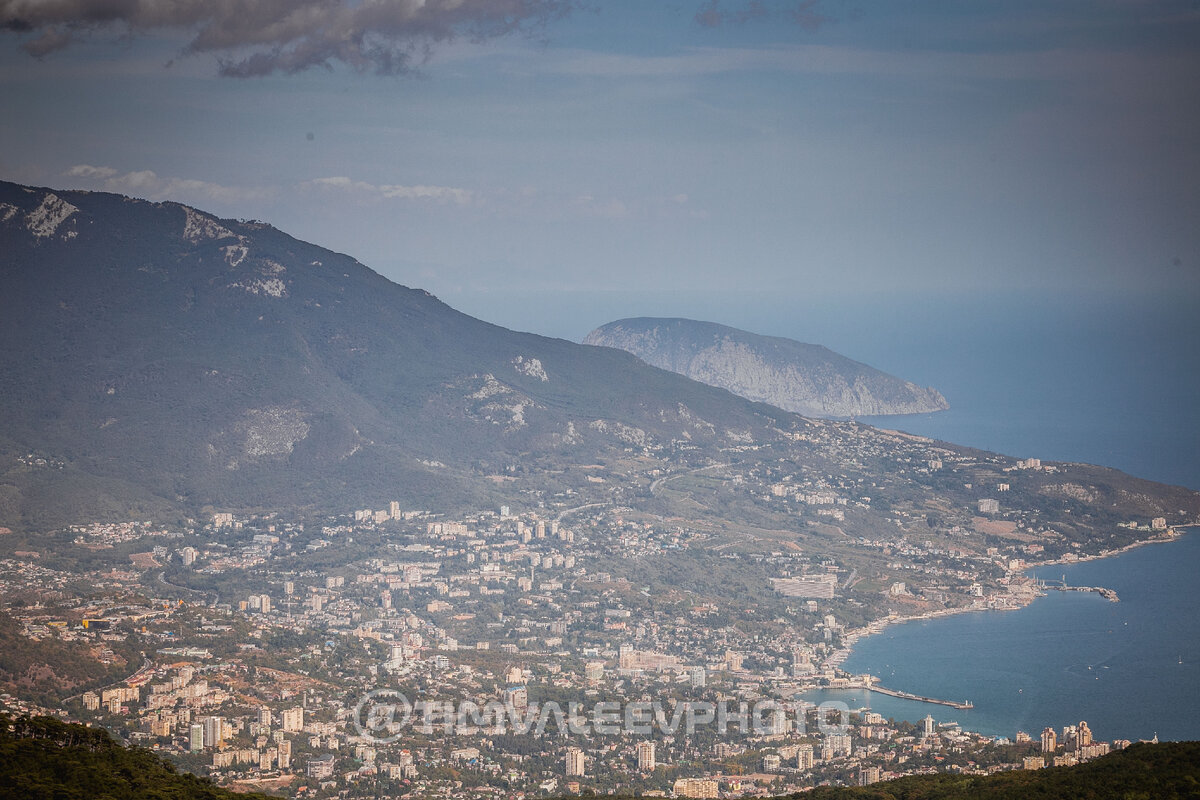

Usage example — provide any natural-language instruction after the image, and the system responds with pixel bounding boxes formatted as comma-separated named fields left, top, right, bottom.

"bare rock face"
left=584, top=318, right=949, bottom=419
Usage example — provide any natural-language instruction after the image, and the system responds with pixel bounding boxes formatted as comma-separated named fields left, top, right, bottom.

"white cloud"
left=159, top=177, right=275, bottom=205
left=308, top=176, right=373, bottom=192
left=62, top=167, right=686, bottom=223
left=571, top=194, right=628, bottom=218
left=307, top=176, right=475, bottom=205
left=110, top=169, right=161, bottom=192
left=550, top=42, right=1173, bottom=85
left=61, top=166, right=273, bottom=205
left=65, top=164, right=118, bottom=179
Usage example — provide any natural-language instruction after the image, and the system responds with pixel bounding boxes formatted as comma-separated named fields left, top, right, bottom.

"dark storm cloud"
left=0, top=0, right=577, bottom=76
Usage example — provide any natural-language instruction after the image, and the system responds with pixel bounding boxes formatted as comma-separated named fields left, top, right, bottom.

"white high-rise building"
left=1077, top=720, right=1093, bottom=748
left=636, top=741, right=656, bottom=771
left=203, top=716, right=224, bottom=748
left=791, top=648, right=814, bottom=677
left=565, top=746, right=586, bottom=776
left=826, top=733, right=852, bottom=757
left=281, top=706, right=304, bottom=732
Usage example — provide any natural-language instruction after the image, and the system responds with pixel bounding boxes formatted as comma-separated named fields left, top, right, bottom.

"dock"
left=862, top=681, right=974, bottom=710
left=1039, top=578, right=1119, bottom=602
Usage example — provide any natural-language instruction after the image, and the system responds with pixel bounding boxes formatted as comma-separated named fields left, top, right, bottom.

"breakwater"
left=858, top=681, right=974, bottom=710
left=1038, top=578, right=1119, bottom=602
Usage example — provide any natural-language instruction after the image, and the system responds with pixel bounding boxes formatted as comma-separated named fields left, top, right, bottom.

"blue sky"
left=3, top=0, right=1198, bottom=341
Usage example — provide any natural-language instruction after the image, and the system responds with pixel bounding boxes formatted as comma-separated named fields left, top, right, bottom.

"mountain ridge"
left=584, top=317, right=949, bottom=418
left=3, top=180, right=1196, bottom=545
left=0, top=181, right=797, bottom=530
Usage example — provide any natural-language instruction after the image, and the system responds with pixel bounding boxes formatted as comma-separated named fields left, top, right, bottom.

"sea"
left=453, top=288, right=1200, bottom=496
left=782, top=292, right=1200, bottom=743
left=451, top=287, right=1200, bottom=743
left=802, top=528, right=1200, bottom=742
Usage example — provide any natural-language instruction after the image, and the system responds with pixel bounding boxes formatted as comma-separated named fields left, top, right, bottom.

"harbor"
left=861, top=681, right=974, bottom=711
left=1039, top=578, right=1120, bottom=602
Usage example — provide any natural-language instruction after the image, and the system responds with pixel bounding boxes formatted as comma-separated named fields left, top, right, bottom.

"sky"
left=2, top=0, right=1200, bottom=343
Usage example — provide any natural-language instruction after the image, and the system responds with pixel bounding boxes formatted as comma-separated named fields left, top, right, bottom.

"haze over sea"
left=746, top=290, right=1198, bottom=742
left=464, top=288, right=1200, bottom=493
left=746, top=290, right=1199, bottom=743
left=462, top=287, right=1200, bottom=743
left=833, top=289, right=1200, bottom=742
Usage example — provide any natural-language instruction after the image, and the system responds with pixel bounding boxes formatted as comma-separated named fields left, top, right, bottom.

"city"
left=0, top=419, right=1180, bottom=797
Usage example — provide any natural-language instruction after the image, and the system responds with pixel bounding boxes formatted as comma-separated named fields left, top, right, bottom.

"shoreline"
left=835, top=526, right=1192, bottom=657
left=1025, top=526, right=1186, bottom=571
left=824, top=526, right=1196, bottom=732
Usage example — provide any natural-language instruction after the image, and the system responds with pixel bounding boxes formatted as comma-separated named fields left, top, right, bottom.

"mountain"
left=584, top=318, right=949, bottom=418
left=0, top=181, right=797, bottom=530
left=2, top=181, right=1195, bottom=540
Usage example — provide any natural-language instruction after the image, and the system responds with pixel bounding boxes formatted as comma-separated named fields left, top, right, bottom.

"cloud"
left=695, top=0, right=768, bottom=28
left=64, top=164, right=118, bottom=180
left=110, top=169, right=161, bottom=192
left=788, top=0, right=832, bottom=31
left=1, top=0, right=577, bottom=77
left=21, top=25, right=73, bottom=56
left=552, top=41, right=1174, bottom=87
left=694, top=0, right=829, bottom=30
left=307, top=176, right=475, bottom=205
left=571, top=194, right=628, bottom=218
left=63, top=165, right=272, bottom=205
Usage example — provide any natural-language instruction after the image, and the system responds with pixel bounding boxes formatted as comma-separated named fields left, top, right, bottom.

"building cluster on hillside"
left=0, top=418, right=1186, bottom=798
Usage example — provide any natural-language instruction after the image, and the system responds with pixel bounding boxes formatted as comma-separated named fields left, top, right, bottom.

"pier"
left=1039, top=577, right=1119, bottom=602
left=857, top=680, right=974, bottom=710
left=840, top=676, right=974, bottom=710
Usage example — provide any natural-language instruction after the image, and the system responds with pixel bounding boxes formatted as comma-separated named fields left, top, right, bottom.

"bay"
left=823, top=529, right=1200, bottom=742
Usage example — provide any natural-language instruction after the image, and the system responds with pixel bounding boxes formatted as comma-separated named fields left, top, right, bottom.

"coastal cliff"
left=584, top=317, right=949, bottom=418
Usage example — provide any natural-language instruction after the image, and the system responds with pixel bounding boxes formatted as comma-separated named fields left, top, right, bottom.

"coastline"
left=1026, top=526, right=1187, bottom=571
left=825, top=525, right=1196, bottom=727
